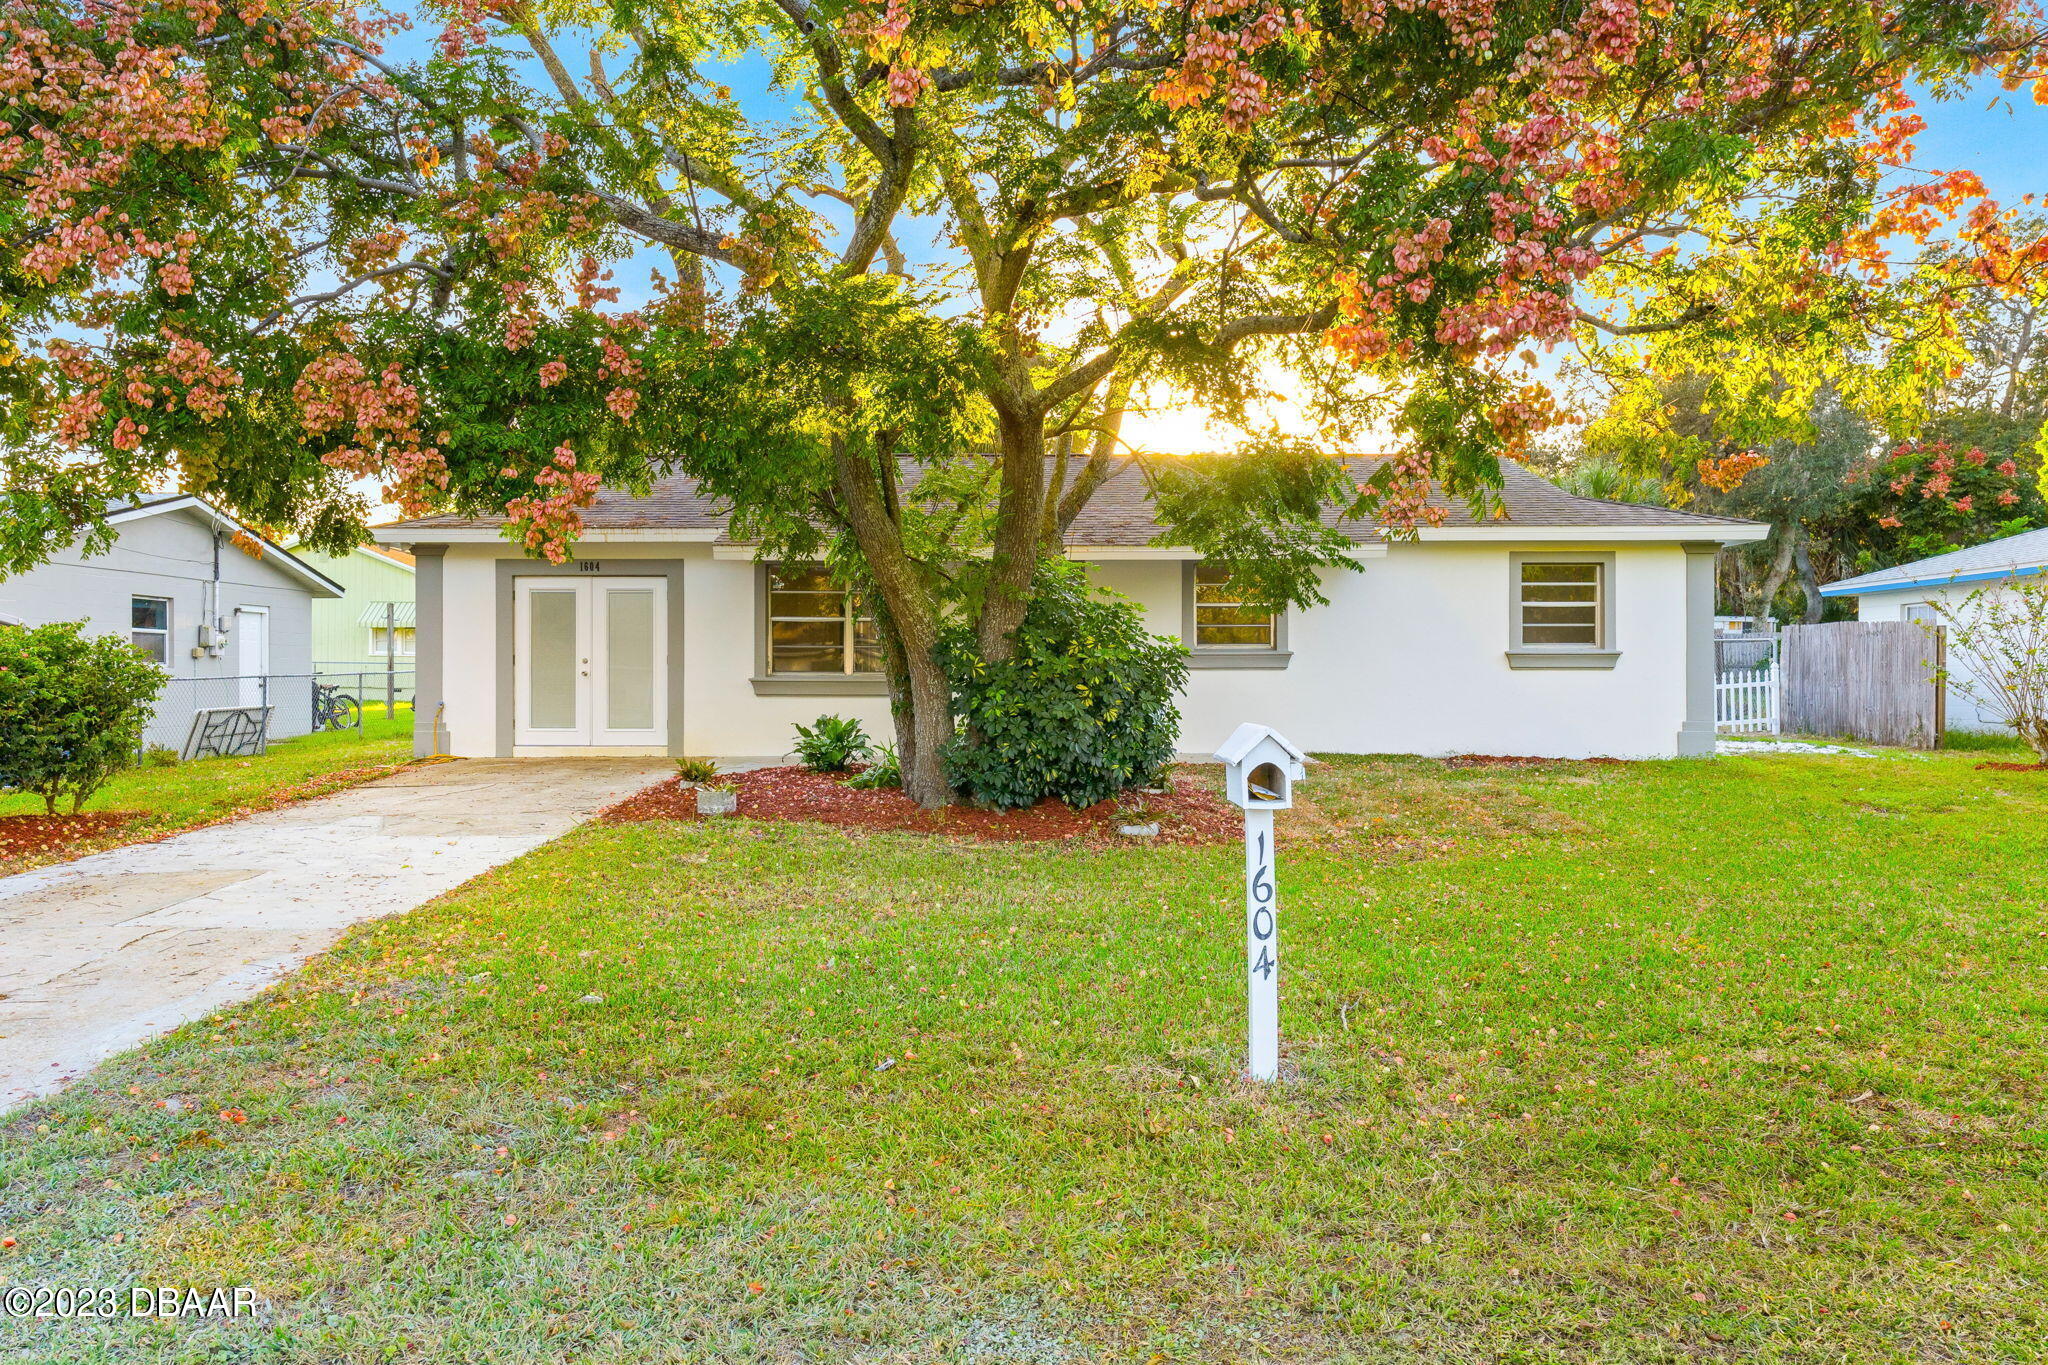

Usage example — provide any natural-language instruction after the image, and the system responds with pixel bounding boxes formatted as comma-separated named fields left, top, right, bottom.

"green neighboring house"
left=290, top=544, right=417, bottom=690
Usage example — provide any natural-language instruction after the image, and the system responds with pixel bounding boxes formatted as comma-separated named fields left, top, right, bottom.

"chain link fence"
left=144, top=669, right=416, bottom=755
left=313, top=666, right=417, bottom=727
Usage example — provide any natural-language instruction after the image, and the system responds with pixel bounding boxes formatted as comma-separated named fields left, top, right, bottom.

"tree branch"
left=765, top=0, right=894, bottom=165
left=591, top=192, right=742, bottom=264
left=1575, top=302, right=1720, bottom=337
left=253, top=260, right=453, bottom=331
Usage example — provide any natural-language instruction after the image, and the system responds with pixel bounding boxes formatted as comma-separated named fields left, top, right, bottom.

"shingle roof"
left=378, top=455, right=1757, bottom=542
left=1820, top=525, right=2048, bottom=597
left=387, top=473, right=732, bottom=532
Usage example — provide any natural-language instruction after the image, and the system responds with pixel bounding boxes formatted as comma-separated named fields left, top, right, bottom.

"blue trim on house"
left=1820, top=562, right=2048, bottom=598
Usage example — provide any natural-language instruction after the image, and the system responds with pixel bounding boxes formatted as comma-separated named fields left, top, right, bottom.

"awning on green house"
left=356, top=601, right=418, bottom=627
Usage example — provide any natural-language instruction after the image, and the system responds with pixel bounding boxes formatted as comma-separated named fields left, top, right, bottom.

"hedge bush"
left=0, top=622, right=165, bottom=814
left=940, top=564, right=1187, bottom=809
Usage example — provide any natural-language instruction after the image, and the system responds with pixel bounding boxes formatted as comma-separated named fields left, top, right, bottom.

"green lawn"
left=0, top=710, right=415, bottom=873
left=2, top=744, right=2043, bottom=1362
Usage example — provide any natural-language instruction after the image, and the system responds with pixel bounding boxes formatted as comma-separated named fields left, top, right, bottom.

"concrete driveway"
left=0, top=758, right=669, bottom=1113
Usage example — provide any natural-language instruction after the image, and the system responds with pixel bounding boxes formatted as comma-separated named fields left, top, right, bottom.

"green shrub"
left=847, top=744, right=902, bottom=790
left=0, top=622, right=165, bottom=813
left=792, top=715, right=872, bottom=773
left=939, top=563, right=1187, bottom=809
left=143, top=744, right=181, bottom=768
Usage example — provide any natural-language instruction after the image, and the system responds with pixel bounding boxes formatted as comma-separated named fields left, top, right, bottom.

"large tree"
left=5, top=0, right=2045, bottom=802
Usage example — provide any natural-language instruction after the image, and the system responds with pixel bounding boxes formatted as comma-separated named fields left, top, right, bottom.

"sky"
left=1911, top=77, right=2048, bottom=209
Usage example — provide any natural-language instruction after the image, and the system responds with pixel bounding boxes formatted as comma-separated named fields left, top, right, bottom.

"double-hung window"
left=1185, top=564, right=1290, bottom=668
left=368, top=624, right=417, bottom=658
left=765, top=565, right=882, bottom=676
left=1507, top=553, right=1618, bottom=668
left=131, top=596, right=171, bottom=664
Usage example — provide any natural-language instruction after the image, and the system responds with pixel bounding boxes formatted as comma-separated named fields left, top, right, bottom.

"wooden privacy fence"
left=1782, top=621, right=1945, bottom=748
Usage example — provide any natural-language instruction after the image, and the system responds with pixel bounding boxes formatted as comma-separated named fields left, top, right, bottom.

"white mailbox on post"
left=1216, top=723, right=1306, bottom=810
left=1213, top=723, right=1309, bottom=1081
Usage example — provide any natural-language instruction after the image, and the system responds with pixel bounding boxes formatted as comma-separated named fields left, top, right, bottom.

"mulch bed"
left=601, top=765, right=1240, bottom=846
left=1976, top=761, right=2048, bottom=772
left=0, top=811, right=139, bottom=861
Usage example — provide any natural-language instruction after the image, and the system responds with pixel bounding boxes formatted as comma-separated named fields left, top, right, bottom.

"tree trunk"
left=1792, top=526, right=1824, bottom=624
left=869, top=599, right=953, bottom=808
left=1046, top=383, right=1131, bottom=545
left=977, top=403, right=1049, bottom=663
left=828, top=436, right=956, bottom=807
left=879, top=622, right=917, bottom=784
left=895, top=640, right=955, bottom=806
left=1747, top=524, right=1798, bottom=626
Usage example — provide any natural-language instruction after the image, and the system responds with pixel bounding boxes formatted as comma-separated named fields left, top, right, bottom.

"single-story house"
left=1820, top=524, right=2048, bottom=733
left=0, top=495, right=343, bottom=748
left=371, top=459, right=1767, bottom=763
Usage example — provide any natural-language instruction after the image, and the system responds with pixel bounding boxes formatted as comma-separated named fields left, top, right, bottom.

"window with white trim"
left=766, top=565, right=882, bottom=675
left=1515, top=560, right=1605, bottom=648
left=1192, top=564, right=1278, bottom=650
left=131, top=596, right=171, bottom=663
left=367, top=624, right=417, bottom=657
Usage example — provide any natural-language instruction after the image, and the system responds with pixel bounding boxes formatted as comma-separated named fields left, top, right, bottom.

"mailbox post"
left=1214, top=722, right=1308, bottom=1081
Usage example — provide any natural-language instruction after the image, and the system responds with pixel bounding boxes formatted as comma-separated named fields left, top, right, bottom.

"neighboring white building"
left=1820, top=525, right=2048, bottom=733
left=372, top=459, right=1767, bottom=763
left=0, top=496, right=344, bottom=746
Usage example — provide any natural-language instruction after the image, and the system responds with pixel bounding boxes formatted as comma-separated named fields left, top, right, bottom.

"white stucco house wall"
left=0, top=496, right=343, bottom=746
left=372, top=459, right=1766, bottom=763
left=1820, top=525, right=2048, bottom=733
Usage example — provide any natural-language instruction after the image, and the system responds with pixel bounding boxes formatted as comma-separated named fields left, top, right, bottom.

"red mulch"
left=0, top=811, right=138, bottom=860
left=1977, top=760, right=2048, bottom=772
left=601, top=765, right=1240, bottom=846
left=1443, top=754, right=1631, bottom=768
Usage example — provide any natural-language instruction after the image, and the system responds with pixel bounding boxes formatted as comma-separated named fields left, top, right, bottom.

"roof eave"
left=1412, top=523, right=1768, bottom=543
left=370, top=526, right=724, bottom=545
left=355, top=545, right=417, bottom=573
left=110, top=496, right=345, bottom=597
left=1820, top=562, right=2048, bottom=597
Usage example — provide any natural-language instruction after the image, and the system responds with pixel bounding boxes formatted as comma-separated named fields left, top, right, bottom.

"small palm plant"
left=792, top=715, right=872, bottom=773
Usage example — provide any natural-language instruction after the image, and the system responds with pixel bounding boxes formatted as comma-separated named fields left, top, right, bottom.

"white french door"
left=513, top=578, right=667, bottom=747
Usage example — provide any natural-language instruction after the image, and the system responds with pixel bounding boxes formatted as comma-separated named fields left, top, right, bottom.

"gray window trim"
left=1181, top=562, right=1292, bottom=670
left=751, top=562, right=888, bottom=696
left=131, top=593, right=172, bottom=664
left=1506, top=551, right=1620, bottom=670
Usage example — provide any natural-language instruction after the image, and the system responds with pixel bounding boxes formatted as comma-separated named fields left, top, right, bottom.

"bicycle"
left=313, top=682, right=362, bottom=732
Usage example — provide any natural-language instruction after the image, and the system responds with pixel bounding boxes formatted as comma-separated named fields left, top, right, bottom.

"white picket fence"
left=1714, top=633, right=1781, bottom=734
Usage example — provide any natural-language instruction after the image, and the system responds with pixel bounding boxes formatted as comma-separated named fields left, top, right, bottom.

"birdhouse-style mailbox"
left=1213, top=722, right=1309, bottom=1082
left=1214, top=722, right=1308, bottom=811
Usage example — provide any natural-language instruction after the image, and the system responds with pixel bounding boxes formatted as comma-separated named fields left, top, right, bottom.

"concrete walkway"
left=0, top=758, right=669, bottom=1113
